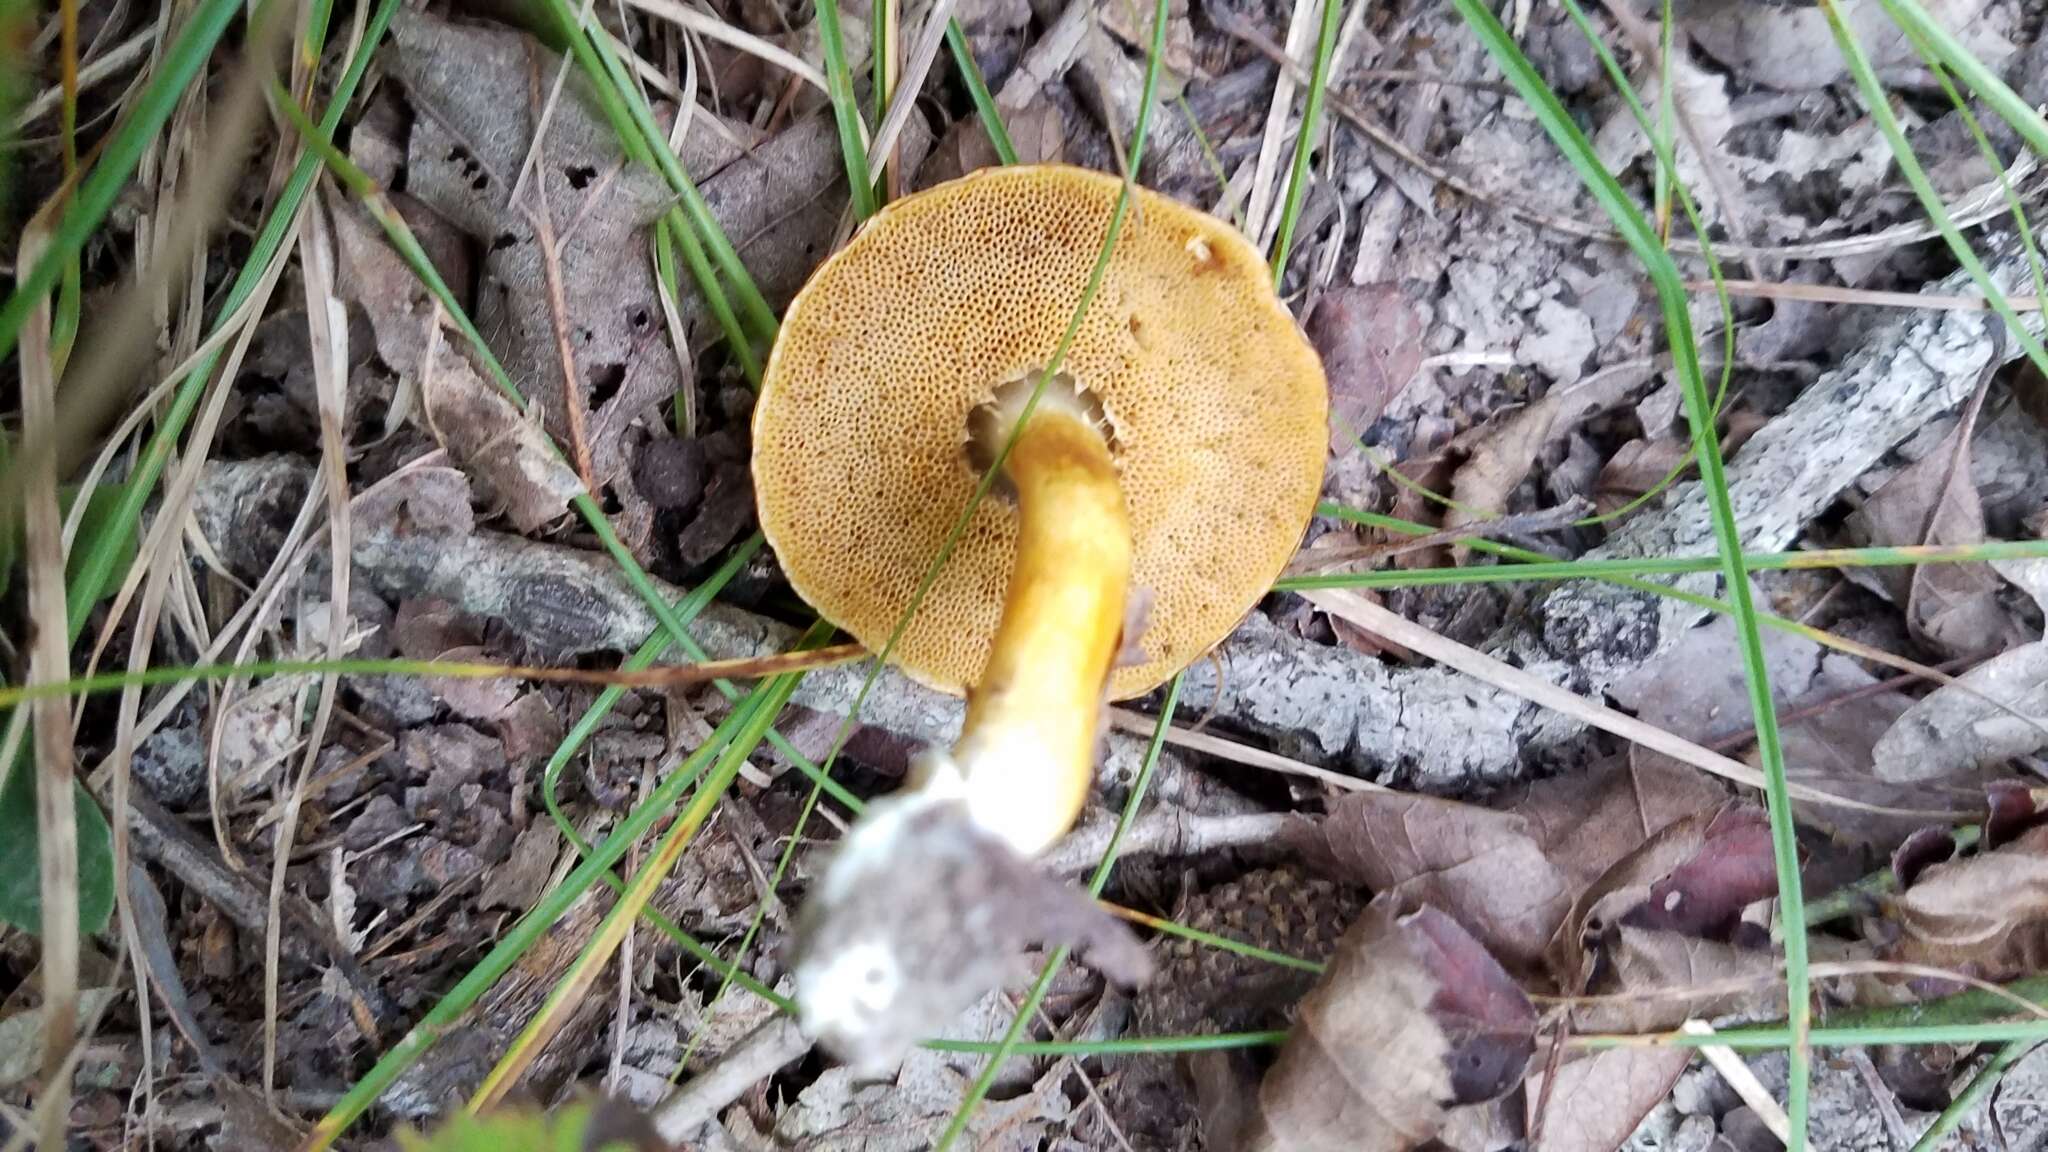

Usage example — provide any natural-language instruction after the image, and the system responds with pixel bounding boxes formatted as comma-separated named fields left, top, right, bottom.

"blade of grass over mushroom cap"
left=1446, top=0, right=1812, bottom=1143
left=1267, top=0, right=1343, bottom=283
left=947, top=19, right=1017, bottom=166
left=753, top=0, right=1277, bottom=1082
left=929, top=4, right=1178, bottom=1142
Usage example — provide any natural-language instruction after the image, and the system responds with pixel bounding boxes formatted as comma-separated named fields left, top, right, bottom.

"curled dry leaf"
left=1850, top=413, right=2029, bottom=660
left=1306, top=284, right=1425, bottom=455
left=1872, top=640, right=2048, bottom=782
left=920, top=102, right=1063, bottom=186
left=1285, top=793, right=1571, bottom=972
left=1887, top=821, right=2048, bottom=982
left=1593, top=413, right=1764, bottom=518
left=1230, top=900, right=1535, bottom=1152
left=1551, top=804, right=1776, bottom=994
left=1573, top=926, right=1782, bottom=1034
left=1444, top=361, right=1654, bottom=554
left=421, top=339, right=585, bottom=533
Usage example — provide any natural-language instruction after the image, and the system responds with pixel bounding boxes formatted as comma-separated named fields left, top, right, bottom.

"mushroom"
left=752, top=164, right=1328, bottom=1068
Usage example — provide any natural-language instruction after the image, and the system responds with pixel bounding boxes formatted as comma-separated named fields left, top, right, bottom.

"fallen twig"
left=652, top=1015, right=811, bottom=1143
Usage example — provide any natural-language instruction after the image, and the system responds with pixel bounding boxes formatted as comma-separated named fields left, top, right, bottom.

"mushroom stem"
left=950, top=398, right=1133, bottom=856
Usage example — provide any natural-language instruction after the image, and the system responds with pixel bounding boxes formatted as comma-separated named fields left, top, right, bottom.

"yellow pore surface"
left=752, top=165, right=1329, bottom=699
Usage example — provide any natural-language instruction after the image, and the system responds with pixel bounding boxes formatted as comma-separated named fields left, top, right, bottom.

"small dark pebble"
left=676, top=462, right=755, bottom=568
left=633, top=436, right=706, bottom=512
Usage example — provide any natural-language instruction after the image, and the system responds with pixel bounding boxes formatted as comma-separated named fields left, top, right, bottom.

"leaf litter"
left=28, top=0, right=2048, bottom=1146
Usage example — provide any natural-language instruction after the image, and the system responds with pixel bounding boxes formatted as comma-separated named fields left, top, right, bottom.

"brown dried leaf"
left=1307, top=284, right=1425, bottom=455
left=353, top=465, right=475, bottom=538
left=390, top=599, right=480, bottom=661
left=919, top=103, right=1063, bottom=187
left=1513, top=755, right=1730, bottom=894
left=1593, top=414, right=1764, bottom=517
left=1574, top=926, right=1782, bottom=1034
left=1444, top=362, right=1653, bottom=551
left=1552, top=804, right=1775, bottom=992
left=1235, top=902, right=1457, bottom=1152
left=478, top=822, right=562, bottom=912
left=421, top=340, right=584, bottom=532
left=1388, top=450, right=1457, bottom=570
left=1691, top=0, right=2003, bottom=92
left=1606, top=615, right=1967, bottom=850
left=496, top=692, right=565, bottom=767
left=1286, top=794, right=1572, bottom=972
left=431, top=644, right=521, bottom=722
left=1527, top=1047, right=1691, bottom=1152
left=1851, top=416, right=2028, bottom=659
left=1888, top=821, right=2048, bottom=981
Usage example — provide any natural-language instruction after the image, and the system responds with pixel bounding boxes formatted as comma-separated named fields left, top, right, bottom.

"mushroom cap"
left=752, top=164, right=1329, bottom=700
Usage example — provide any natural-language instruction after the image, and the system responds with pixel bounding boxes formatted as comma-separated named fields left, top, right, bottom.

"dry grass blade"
left=624, top=0, right=829, bottom=92
left=1106, top=707, right=1391, bottom=792
left=1303, top=588, right=1942, bottom=815
left=262, top=193, right=354, bottom=1100
left=16, top=222, right=80, bottom=1152
left=1696, top=277, right=2043, bottom=312
left=11, top=25, right=151, bottom=128
left=1244, top=0, right=1320, bottom=239
left=862, top=0, right=959, bottom=173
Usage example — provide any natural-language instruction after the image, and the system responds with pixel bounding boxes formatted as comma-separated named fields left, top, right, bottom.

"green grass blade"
left=56, top=0, right=398, bottom=642
left=0, top=0, right=401, bottom=942
left=1268, top=0, right=1343, bottom=282
left=1446, top=2, right=1810, bottom=1142
left=928, top=7, right=1173, bottom=1145
left=946, top=20, right=1016, bottom=166
left=1817, top=0, right=2048, bottom=379
left=1873, top=0, right=2048, bottom=159
left=813, top=0, right=878, bottom=220
left=303, top=685, right=771, bottom=1147
left=536, top=0, right=777, bottom=353
left=0, top=0, right=247, bottom=361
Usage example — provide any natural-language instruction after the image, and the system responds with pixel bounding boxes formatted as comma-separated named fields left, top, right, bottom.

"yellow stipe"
left=951, top=404, right=1133, bottom=854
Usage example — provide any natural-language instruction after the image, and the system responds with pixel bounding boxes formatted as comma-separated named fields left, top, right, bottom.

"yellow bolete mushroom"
left=754, top=165, right=1328, bottom=1067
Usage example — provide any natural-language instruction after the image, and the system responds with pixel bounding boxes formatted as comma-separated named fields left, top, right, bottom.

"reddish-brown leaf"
left=1550, top=804, right=1774, bottom=992
left=1512, top=754, right=1729, bottom=894
left=1306, top=284, right=1425, bottom=456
